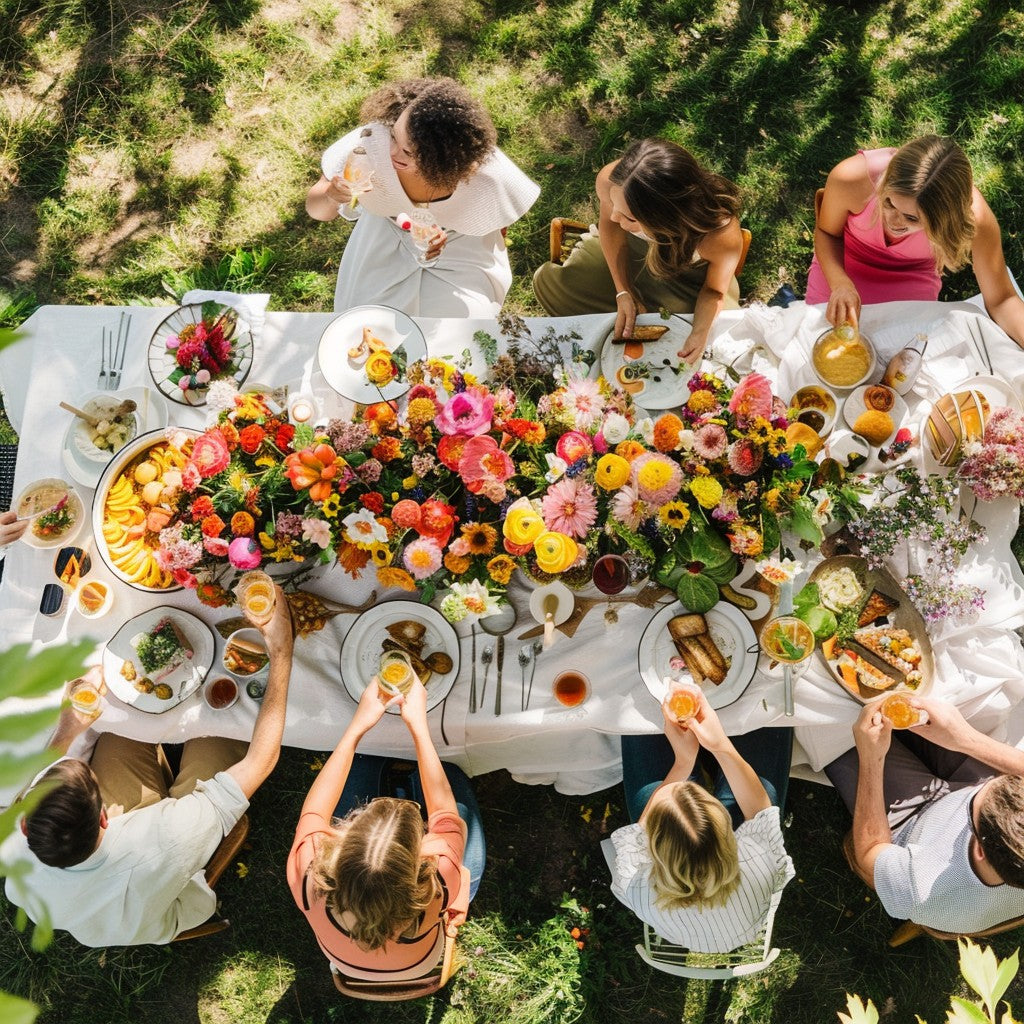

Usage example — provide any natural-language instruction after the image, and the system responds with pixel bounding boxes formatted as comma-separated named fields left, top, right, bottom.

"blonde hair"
left=877, top=135, right=975, bottom=272
left=608, top=139, right=742, bottom=279
left=310, top=797, right=440, bottom=951
left=643, top=781, right=740, bottom=910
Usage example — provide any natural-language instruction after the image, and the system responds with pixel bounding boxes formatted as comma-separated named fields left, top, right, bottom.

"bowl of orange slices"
left=92, top=429, right=199, bottom=591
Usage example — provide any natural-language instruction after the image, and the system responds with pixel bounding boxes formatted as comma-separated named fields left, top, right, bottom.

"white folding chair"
left=601, top=837, right=785, bottom=980
left=634, top=886, right=784, bottom=980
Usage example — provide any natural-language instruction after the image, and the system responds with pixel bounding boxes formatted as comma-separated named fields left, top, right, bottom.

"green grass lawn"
left=3, top=0, right=1024, bottom=1021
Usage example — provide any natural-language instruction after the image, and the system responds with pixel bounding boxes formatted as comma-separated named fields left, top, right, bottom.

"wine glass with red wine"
left=592, top=553, right=629, bottom=623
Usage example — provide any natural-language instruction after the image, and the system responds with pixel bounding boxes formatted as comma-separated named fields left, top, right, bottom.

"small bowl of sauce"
left=204, top=675, right=239, bottom=710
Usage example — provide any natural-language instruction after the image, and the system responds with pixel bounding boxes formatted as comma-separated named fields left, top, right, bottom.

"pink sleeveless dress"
left=805, top=148, right=940, bottom=304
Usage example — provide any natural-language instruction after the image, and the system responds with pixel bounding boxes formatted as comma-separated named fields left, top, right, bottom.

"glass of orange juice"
left=70, top=680, right=102, bottom=718
left=666, top=681, right=701, bottom=723
left=378, top=651, right=414, bottom=698
left=236, top=571, right=276, bottom=624
left=879, top=692, right=925, bottom=729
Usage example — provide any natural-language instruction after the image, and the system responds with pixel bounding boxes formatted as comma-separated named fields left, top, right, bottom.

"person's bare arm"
left=688, top=692, right=771, bottom=821
left=911, top=696, right=1024, bottom=776
left=401, top=678, right=457, bottom=818
left=850, top=702, right=893, bottom=888
left=678, top=219, right=744, bottom=366
left=813, top=154, right=875, bottom=328
left=638, top=698, right=702, bottom=821
left=596, top=161, right=646, bottom=339
left=227, top=586, right=295, bottom=798
left=306, top=175, right=355, bottom=222
left=0, top=509, right=28, bottom=548
left=48, top=666, right=105, bottom=754
left=969, top=190, right=1024, bottom=348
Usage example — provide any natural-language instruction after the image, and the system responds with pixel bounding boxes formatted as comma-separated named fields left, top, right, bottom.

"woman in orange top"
left=287, top=676, right=484, bottom=984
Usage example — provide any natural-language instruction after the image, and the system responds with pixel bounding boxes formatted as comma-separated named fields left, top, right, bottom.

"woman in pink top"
left=287, top=676, right=483, bottom=986
left=807, top=136, right=1024, bottom=348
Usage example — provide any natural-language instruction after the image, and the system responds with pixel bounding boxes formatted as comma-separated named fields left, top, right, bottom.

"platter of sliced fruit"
left=92, top=428, right=198, bottom=591
left=798, top=555, right=933, bottom=703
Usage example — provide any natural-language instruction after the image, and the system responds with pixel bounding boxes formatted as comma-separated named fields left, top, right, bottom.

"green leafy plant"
left=839, top=939, right=1020, bottom=1024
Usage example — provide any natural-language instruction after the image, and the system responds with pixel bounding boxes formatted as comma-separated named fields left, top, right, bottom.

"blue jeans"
left=332, top=753, right=485, bottom=901
left=621, top=728, right=794, bottom=829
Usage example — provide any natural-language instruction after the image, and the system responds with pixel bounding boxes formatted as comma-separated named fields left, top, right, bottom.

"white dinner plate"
left=317, top=305, right=427, bottom=404
left=598, top=315, right=692, bottom=409
left=842, top=386, right=908, bottom=449
left=61, top=387, right=168, bottom=490
left=102, top=606, right=215, bottom=714
left=638, top=600, right=758, bottom=710
left=339, top=601, right=459, bottom=713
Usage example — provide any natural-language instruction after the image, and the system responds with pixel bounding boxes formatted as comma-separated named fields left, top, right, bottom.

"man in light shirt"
left=828, top=695, right=1024, bottom=933
left=3, top=584, right=293, bottom=946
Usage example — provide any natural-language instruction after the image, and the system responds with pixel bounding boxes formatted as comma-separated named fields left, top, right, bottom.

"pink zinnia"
left=392, top=499, right=422, bottom=530
left=611, top=484, right=650, bottom=531
left=434, top=388, right=495, bottom=437
left=540, top=477, right=598, bottom=539
left=403, top=536, right=443, bottom=580
left=727, top=439, right=763, bottom=477
left=693, top=423, right=728, bottom=460
left=728, top=373, right=774, bottom=428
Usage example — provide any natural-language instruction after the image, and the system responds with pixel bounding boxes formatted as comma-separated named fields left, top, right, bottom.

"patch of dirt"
left=168, top=139, right=228, bottom=181
left=260, top=0, right=362, bottom=52
left=75, top=208, right=163, bottom=268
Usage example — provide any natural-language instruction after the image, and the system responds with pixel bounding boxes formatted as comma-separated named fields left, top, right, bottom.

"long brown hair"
left=609, top=139, right=742, bottom=279
left=878, top=135, right=975, bottom=272
left=310, top=797, right=440, bottom=951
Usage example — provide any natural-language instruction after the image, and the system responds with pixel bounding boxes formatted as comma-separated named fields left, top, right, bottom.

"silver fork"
left=525, top=640, right=543, bottom=711
left=97, top=327, right=109, bottom=389
left=108, top=312, right=131, bottom=390
left=518, top=648, right=531, bottom=712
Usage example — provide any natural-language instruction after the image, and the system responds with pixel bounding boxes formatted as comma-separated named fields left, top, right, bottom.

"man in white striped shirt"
left=828, top=695, right=1024, bottom=933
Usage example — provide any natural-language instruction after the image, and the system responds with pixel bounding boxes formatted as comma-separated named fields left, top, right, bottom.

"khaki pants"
left=532, top=231, right=739, bottom=317
left=91, top=733, right=249, bottom=817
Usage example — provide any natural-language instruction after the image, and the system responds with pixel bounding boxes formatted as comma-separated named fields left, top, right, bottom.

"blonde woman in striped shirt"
left=607, top=690, right=794, bottom=952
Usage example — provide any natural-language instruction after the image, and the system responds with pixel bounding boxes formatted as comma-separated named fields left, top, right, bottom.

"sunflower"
left=658, top=501, right=691, bottom=530
left=460, top=522, right=498, bottom=555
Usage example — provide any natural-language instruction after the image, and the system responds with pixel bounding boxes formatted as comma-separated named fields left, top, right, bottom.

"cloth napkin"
left=181, top=290, right=270, bottom=342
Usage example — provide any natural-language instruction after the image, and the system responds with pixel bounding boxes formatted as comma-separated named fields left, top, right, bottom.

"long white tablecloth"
left=2, top=299, right=1023, bottom=797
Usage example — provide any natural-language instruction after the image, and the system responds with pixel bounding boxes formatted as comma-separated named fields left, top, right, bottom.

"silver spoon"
left=518, top=648, right=531, bottom=712
left=477, top=645, right=494, bottom=711
left=526, top=639, right=543, bottom=711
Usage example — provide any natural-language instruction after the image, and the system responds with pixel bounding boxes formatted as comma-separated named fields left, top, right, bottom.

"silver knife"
left=469, top=624, right=477, bottom=713
left=494, top=636, right=504, bottom=716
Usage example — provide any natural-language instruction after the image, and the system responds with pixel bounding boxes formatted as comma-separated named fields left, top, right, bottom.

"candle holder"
left=288, top=392, right=321, bottom=426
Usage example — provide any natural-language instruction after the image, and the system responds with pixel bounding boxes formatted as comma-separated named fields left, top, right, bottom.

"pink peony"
left=693, top=423, right=728, bottom=460
left=228, top=536, right=262, bottom=569
left=541, top=477, right=598, bottom=539
left=403, top=536, right=443, bottom=579
left=554, top=430, right=593, bottom=465
left=459, top=435, right=515, bottom=501
left=203, top=536, right=230, bottom=557
left=190, top=431, right=231, bottom=478
left=727, top=439, right=763, bottom=477
left=728, top=373, right=774, bottom=427
left=434, top=388, right=495, bottom=437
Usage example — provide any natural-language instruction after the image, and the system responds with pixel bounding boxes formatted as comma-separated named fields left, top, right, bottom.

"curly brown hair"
left=609, top=139, right=742, bottom=279
left=360, top=77, right=497, bottom=192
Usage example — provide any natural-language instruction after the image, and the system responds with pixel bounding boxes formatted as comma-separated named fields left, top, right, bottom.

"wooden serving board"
left=808, top=555, right=934, bottom=703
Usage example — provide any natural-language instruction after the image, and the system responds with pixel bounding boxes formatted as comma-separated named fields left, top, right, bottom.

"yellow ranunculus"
left=365, top=350, right=396, bottom=386
left=503, top=500, right=545, bottom=546
left=595, top=453, right=631, bottom=490
left=533, top=531, right=578, bottom=574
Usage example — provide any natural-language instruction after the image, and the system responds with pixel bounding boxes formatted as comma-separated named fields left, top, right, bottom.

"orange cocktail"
left=880, top=693, right=922, bottom=729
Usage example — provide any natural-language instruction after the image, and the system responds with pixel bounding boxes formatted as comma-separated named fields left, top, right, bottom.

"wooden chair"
left=549, top=219, right=753, bottom=280
left=843, top=830, right=1024, bottom=947
left=330, top=932, right=459, bottom=1001
left=172, top=813, right=250, bottom=942
left=601, top=838, right=784, bottom=980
